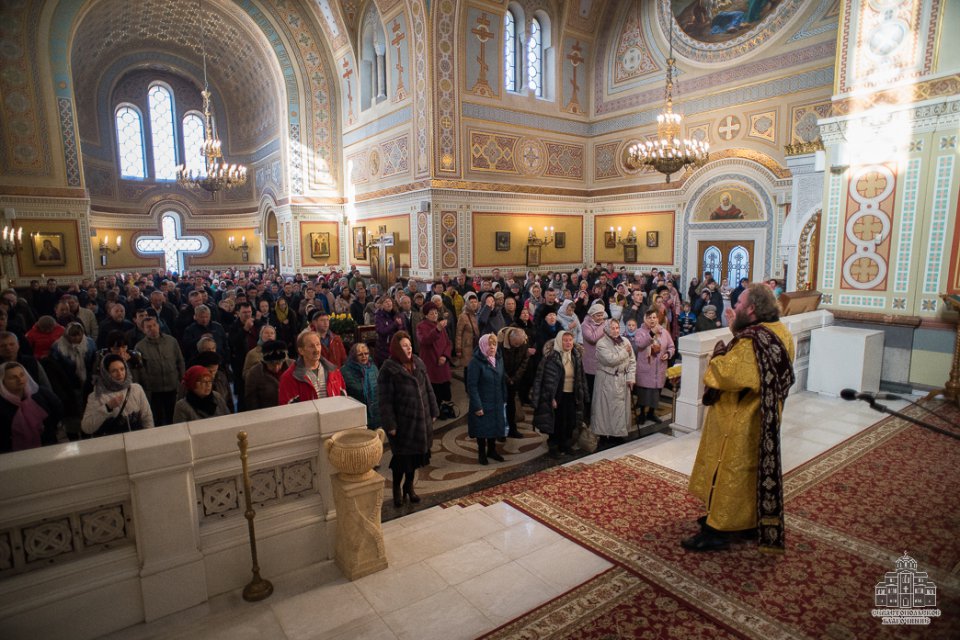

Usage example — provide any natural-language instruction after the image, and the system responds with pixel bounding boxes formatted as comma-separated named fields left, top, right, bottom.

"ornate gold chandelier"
left=626, top=22, right=708, bottom=183
left=176, top=0, right=247, bottom=193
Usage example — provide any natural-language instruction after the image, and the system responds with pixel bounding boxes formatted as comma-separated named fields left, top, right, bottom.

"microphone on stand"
left=838, top=389, right=960, bottom=438
left=840, top=389, right=903, bottom=402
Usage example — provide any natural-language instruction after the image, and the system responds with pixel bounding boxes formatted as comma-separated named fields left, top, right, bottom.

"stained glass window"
left=728, top=246, right=751, bottom=287
left=504, top=10, right=517, bottom=92
left=135, top=212, right=209, bottom=274
left=115, top=105, right=146, bottom=179
left=182, top=112, right=205, bottom=177
left=148, top=84, right=177, bottom=181
left=527, top=17, right=542, bottom=97
left=703, top=246, right=722, bottom=281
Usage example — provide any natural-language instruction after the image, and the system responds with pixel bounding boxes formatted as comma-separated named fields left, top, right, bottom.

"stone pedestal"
left=330, top=474, right=388, bottom=580
left=672, top=310, right=834, bottom=432
left=808, top=326, right=884, bottom=396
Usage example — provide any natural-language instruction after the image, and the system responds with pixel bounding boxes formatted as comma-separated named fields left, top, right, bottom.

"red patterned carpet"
left=478, top=402, right=960, bottom=639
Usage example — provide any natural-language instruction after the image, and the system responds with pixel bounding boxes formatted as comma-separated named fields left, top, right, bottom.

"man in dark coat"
left=497, top=326, right=529, bottom=439
left=729, top=277, right=749, bottom=309
left=243, top=340, right=289, bottom=411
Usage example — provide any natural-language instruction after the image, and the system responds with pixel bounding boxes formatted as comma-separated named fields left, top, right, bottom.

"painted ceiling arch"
left=70, top=0, right=281, bottom=155
left=48, top=0, right=343, bottom=195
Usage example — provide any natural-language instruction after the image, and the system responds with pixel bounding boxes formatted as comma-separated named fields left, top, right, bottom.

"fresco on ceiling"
left=673, top=0, right=781, bottom=43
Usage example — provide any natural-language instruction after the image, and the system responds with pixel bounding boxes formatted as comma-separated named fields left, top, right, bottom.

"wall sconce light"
left=99, top=234, right=121, bottom=266
left=1, top=225, right=23, bottom=257
left=228, top=235, right=250, bottom=262
left=609, top=226, right=638, bottom=247
left=527, top=225, right=555, bottom=247
left=1, top=225, right=23, bottom=285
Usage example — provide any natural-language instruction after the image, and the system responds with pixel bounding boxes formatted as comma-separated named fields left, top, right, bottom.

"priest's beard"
left=731, top=308, right=754, bottom=333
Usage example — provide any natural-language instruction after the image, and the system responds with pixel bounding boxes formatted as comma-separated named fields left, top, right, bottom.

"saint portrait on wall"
left=710, top=192, right=745, bottom=220
left=693, top=184, right=763, bottom=223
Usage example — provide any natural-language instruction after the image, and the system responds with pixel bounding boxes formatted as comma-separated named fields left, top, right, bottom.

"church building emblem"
left=871, top=552, right=941, bottom=626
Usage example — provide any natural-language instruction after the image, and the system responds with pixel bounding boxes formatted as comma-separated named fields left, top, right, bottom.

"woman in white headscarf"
left=0, top=361, right=62, bottom=453
left=556, top=299, right=582, bottom=344
left=47, top=322, right=96, bottom=440
left=81, top=354, right=154, bottom=436
left=591, top=318, right=636, bottom=448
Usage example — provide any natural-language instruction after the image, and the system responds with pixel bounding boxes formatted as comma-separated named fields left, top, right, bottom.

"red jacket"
left=26, top=324, right=65, bottom=359
left=319, top=332, right=347, bottom=368
left=278, top=357, right=346, bottom=404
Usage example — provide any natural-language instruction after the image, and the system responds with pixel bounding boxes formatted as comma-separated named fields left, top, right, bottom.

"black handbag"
left=97, top=389, right=141, bottom=435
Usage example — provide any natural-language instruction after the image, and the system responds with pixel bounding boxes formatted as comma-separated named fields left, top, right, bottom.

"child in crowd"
left=622, top=318, right=640, bottom=355
left=678, top=302, right=697, bottom=337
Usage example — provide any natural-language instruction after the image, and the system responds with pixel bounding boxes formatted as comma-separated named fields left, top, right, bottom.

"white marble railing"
left=0, top=397, right=367, bottom=640
left=672, top=310, right=834, bottom=433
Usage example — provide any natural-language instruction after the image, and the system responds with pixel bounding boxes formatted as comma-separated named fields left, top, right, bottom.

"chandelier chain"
left=176, top=0, right=248, bottom=193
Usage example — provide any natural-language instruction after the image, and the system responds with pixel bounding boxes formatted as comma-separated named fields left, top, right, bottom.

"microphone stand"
left=865, top=400, right=960, bottom=441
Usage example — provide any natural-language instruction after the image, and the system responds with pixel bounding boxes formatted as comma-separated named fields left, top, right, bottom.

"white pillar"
left=125, top=425, right=207, bottom=622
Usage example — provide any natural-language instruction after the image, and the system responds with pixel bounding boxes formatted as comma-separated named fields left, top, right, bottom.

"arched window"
left=504, top=9, right=518, bottom=92
left=135, top=211, right=210, bottom=274
left=115, top=105, right=146, bottom=179
left=728, top=246, right=751, bottom=286
left=148, top=83, right=177, bottom=181
left=703, top=246, right=722, bottom=280
left=527, top=17, right=543, bottom=97
left=182, top=112, right=205, bottom=177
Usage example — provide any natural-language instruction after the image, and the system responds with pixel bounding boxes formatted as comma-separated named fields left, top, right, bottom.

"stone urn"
left=324, top=428, right=386, bottom=482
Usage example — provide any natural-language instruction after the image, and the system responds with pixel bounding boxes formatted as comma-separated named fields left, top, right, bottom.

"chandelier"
left=626, top=21, right=708, bottom=183
left=176, top=0, right=247, bottom=193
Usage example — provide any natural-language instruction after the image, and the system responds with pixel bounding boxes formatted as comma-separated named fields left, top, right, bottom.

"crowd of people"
left=0, top=266, right=778, bottom=472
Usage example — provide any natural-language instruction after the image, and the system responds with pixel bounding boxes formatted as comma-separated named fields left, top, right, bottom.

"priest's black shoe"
left=681, top=530, right=730, bottom=552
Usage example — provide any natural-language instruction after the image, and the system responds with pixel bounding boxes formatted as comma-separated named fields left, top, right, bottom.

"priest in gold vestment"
left=685, top=284, right=795, bottom=553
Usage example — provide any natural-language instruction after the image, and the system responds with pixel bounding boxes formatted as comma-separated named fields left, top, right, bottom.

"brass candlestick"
left=237, top=431, right=274, bottom=601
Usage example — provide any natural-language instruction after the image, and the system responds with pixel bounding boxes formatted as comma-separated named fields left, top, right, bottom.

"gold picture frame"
left=554, top=231, right=566, bottom=249
left=604, top=231, right=617, bottom=249
left=496, top=231, right=510, bottom=251
left=310, top=232, right=331, bottom=259
left=353, top=226, right=367, bottom=260
left=31, top=232, right=66, bottom=266
left=646, top=231, right=659, bottom=248
left=526, top=244, right=541, bottom=267
left=624, top=244, right=638, bottom=263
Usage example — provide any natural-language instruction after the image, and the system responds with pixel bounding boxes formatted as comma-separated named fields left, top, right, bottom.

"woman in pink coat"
left=633, top=308, right=675, bottom=425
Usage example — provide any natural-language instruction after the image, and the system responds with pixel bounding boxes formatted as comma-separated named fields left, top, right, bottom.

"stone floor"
left=101, top=392, right=915, bottom=640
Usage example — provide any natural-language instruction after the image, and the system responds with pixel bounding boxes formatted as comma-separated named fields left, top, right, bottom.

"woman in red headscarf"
left=172, top=365, right=230, bottom=423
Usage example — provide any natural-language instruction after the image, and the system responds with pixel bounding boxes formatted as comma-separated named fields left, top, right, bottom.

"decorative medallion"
left=841, top=164, right=896, bottom=291
left=518, top=137, right=546, bottom=176
left=718, top=115, right=742, bottom=141
left=748, top=110, right=777, bottom=143
left=441, top=211, right=458, bottom=269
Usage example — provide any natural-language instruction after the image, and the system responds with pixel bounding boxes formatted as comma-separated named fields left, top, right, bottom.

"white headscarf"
left=553, top=330, right=574, bottom=367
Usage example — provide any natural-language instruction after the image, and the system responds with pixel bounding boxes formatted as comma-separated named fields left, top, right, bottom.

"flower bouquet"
left=329, top=313, right=357, bottom=338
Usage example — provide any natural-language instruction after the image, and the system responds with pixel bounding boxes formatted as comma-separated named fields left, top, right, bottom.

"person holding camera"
left=633, top=308, right=675, bottom=425
left=81, top=353, right=154, bottom=436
